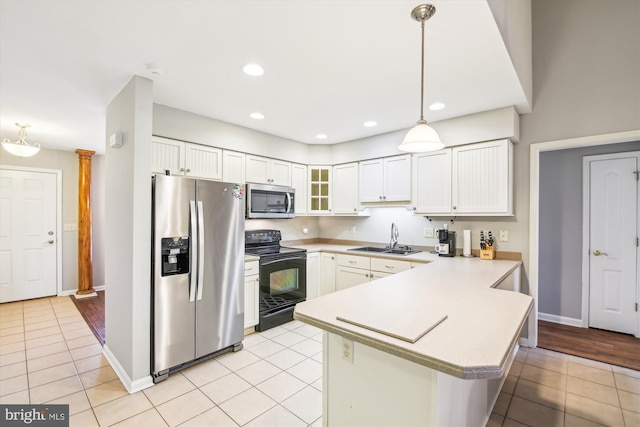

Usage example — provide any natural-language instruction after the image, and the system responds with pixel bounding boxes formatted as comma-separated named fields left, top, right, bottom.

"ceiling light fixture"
left=428, top=102, right=446, bottom=111
left=243, top=63, right=264, bottom=77
left=2, top=123, right=41, bottom=157
left=398, top=4, right=444, bottom=153
left=250, top=112, right=265, bottom=120
left=315, top=134, right=327, bottom=140
left=364, top=121, right=377, bottom=127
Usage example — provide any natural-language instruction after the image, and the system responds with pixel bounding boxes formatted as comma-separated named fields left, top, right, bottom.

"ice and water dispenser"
left=161, top=237, right=190, bottom=276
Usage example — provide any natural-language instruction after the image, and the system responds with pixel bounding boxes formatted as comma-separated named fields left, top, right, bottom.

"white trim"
left=103, top=344, right=154, bottom=394
left=0, top=165, right=63, bottom=300
left=538, top=312, right=584, bottom=328
left=529, top=130, right=640, bottom=348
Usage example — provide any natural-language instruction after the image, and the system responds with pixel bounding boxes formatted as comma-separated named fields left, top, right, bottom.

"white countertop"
left=292, top=244, right=533, bottom=379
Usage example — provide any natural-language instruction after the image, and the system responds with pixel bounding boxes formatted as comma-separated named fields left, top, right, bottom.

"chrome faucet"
left=389, top=222, right=399, bottom=249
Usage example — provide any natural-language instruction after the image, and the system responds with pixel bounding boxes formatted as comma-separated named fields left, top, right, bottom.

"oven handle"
left=260, top=256, right=306, bottom=266
left=262, top=305, right=295, bottom=317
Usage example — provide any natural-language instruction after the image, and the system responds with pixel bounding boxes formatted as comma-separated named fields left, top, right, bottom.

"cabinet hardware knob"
left=413, top=207, right=416, bottom=211
left=180, top=168, right=185, bottom=172
left=452, top=206, right=457, bottom=210
left=385, top=265, right=394, bottom=269
left=47, top=240, right=54, bottom=244
left=186, top=168, right=191, bottom=173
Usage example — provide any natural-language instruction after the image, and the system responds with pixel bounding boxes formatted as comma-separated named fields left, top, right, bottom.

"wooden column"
left=76, top=149, right=96, bottom=296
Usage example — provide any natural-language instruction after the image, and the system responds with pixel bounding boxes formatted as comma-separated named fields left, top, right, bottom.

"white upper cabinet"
left=291, top=163, right=307, bottom=215
left=359, top=155, right=411, bottom=203
left=412, top=150, right=452, bottom=214
left=152, top=137, right=222, bottom=180
left=245, top=155, right=292, bottom=186
left=222, top=150, right=246, bottom=183
left=332, top=163, right=359, bottom=214
left=452, top=139, right=512, bottom=215
left=412, top=139, right=513, bottom=216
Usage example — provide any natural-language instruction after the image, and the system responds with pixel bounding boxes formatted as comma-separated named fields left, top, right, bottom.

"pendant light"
left=2, top=123, right=41, bottom=157
left=398, top=4, right=444, bottom=153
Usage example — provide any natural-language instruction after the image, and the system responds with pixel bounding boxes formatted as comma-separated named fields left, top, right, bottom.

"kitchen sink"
left=348, top=246, right=421, bottom=256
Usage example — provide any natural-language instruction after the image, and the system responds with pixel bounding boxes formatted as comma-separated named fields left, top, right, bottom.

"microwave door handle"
left=196, top=200, right=205, bottom=301
left=286, top=192, right=292, bottom=213
left=189, top=200, right=197, bottom=302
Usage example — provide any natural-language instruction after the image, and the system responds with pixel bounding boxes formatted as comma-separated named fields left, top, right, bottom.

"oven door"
left=259, top=254, right=306, bottom=303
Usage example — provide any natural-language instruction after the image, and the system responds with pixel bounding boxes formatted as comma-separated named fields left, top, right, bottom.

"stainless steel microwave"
left=246, top=183, right=295, bottom=219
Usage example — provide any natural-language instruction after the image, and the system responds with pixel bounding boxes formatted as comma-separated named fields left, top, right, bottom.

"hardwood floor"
left=538, top=319, right=640, bottom=371
left=70, top=290, right=105, bottom=345
left=67, top=295, right=639, bottom=372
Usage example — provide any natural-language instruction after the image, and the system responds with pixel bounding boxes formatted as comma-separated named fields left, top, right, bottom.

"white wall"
left=104, top=75, right=154, bottom=389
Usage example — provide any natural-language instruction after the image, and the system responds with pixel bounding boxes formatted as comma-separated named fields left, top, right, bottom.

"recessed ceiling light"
left=364, top=121, right=377, bottom=127
left=428, top=102, right=446, bottom=111
left=250, top=112, right=264, bottom=120
left=243, top=63, right=264, bottom=77
left=315, top=134, right=327, bottom=140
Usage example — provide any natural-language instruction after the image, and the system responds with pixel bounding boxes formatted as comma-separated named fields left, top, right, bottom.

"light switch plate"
left=424, top=227, right=435, bottom=238
left=499, top=230, right=508, bottom=242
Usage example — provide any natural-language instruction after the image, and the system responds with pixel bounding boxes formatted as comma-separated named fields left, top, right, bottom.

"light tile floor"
left=1, top=296, right=639, bottom=426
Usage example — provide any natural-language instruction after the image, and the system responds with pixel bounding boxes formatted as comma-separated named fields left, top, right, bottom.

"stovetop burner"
left=245, top=229, right=305, bottom=258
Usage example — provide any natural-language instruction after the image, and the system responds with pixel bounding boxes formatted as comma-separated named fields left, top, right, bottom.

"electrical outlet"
left=350, top=225, right=356, bottom=233
left=341, top=337, right=354, bottom=363
left=499, top=230, right=508, bottom=242
left=424, top=227, right=435, bottom=238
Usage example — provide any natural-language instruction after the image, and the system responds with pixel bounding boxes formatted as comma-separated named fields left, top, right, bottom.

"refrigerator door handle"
left=196, top=200, right=205, bottom=301
left=189, top=200, right=198, bottom=302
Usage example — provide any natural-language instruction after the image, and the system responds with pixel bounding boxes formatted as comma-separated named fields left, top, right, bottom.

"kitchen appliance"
left=246, top=183, right=295, bottom=219
left=151, top=175, right=245, bottom=383
left=245, top=230, right=306, bottom=331
left=436, top=229, right=456, bottom=257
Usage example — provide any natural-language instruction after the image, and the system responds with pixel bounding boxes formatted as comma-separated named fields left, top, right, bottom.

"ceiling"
left=0, top=0, right=529, bottom=155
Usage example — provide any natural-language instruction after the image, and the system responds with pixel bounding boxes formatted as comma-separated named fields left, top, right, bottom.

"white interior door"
left=587, top=153, right=639, bottom=334
left=0, top=168, right=58, bottom=302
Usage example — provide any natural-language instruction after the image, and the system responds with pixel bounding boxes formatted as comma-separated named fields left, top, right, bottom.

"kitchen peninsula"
left=294, top=253, right=533, bottom=427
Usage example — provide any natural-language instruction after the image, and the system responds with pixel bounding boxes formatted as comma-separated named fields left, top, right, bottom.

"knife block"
left=480, top=246, right=495, bottom=260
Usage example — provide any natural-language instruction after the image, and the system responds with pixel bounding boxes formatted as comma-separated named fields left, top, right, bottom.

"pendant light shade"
left=1, top=123, right=40, bottom=157
left=398, top=4, right=444, bottom=153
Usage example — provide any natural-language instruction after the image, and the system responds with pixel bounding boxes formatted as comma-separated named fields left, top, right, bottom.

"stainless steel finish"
left=152, top=175, right=244, bottom=380
left=390, top=222, right=399, bottom=249
left=593, top=249, right=608, bottom=256
left=411, top=4, right=436, bottom=22
left=348, top=246, right=422, bottom=256
left=246, top=182, right=295, bottom=219
left=410, top=4, right=436, bottom=123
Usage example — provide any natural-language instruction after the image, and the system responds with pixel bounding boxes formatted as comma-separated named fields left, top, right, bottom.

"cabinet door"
left=151, top=137, right=185, bottom=175
left=413, top=150, right=452, bottom=214
left=246, top=155, right=270, bottom=184
left=332, top=163, right=359, bottom=214
left=185, top=144, right=222, bottom=180
left=244, top=274, right=259, bottom=328
left=336, top=266, right=370, bottom=291
left=291, top=163, right=308, bottom=215
left=452, top=140, right=512, bottom=214
left=384, top=155, right=411, bottom=202
left=306, top=252, right=320, bottom=299
left=370, top=271, right=392, bottom=281
left=223, top=150, right=246, bottom=183
left=359, top=159, right=384, bottom=202
left=308, top=166, right=332, bottom=214
left=319, top=252, right=336, bottom=295
left=270, top=159, right=292, bottom=186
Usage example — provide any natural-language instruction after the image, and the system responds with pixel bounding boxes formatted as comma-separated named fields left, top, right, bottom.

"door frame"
left=528, top=129, right=640, bottom=347
left=581, top=152, right=640, bottom=336
left=0, top=165, right=63, bottom=298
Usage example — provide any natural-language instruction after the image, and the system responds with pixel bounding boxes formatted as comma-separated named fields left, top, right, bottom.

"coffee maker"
left=436, top=228, right=456, bottom=257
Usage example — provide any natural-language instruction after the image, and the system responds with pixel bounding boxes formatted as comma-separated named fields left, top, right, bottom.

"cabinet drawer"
left=370, top=257, right=410, bottom=274
left=336, top=254, right=370, bottom=270
left=244, top=261, right=259, bottom=275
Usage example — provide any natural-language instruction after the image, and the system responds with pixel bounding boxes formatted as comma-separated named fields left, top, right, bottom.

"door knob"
left=593, top=250, right=608, bottom=256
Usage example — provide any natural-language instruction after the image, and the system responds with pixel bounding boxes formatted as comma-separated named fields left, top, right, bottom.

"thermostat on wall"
left=110, top=132, right=123, bottom=148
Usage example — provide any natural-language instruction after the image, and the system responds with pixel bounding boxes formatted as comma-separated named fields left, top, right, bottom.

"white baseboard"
left=102, top=344, right=154, bottom=394
left=59, top=285, right=106, bottom=297
left=538, top=312, right=584, bottom=328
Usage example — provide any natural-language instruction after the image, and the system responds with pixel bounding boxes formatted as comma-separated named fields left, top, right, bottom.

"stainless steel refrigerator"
left=151, top=174, right=245, bottom=383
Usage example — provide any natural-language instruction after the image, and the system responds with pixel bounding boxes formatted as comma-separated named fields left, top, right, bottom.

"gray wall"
left=539, top=142, right=640, bottom=319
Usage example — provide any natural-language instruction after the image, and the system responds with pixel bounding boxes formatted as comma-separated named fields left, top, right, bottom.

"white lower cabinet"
left=244, top=261, right=259, bottom=329
left=319, top=252, right=336, bottom=296
left=335, top=254, right=410, bottom=291
left=306, top=252, right=320, bottom=299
